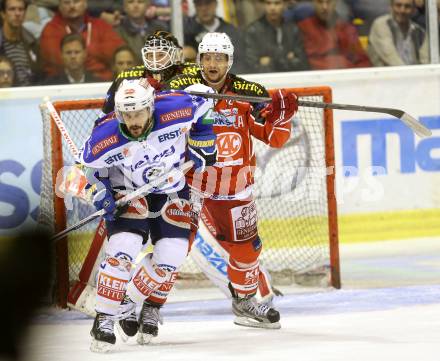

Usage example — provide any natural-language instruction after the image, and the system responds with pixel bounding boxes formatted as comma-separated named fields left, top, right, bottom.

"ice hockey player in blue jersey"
left=79, top=79, right=217, bottom=353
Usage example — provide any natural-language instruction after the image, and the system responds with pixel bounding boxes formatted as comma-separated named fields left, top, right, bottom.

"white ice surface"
left=20, top=237, right=440, bottom=361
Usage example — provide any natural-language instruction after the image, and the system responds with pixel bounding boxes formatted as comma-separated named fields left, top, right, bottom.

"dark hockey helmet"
left=141, top=30, right=184, bottom=81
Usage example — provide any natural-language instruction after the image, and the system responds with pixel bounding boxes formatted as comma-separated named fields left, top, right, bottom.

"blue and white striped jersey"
left=79, top=89, right=214, bottom=194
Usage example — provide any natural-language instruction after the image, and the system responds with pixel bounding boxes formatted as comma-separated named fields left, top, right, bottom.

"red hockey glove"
left=265, top=89, right=298, bottom=125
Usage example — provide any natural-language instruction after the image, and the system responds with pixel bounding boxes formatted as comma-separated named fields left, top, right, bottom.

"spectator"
left=0, top=55, right=15, bottom=87
left=412, top=0, right=440, bottom=31
left=45, top=33, right=99, bottom=84
left=234, top=0, right=264, bottom=27
left=284, top=0, right=315, bottom=22
left=297, top=0, right=371, bottom=70
left=39, top=0, right=124, bottom=81
left=145, top=0, right=189, bottom=23
left=244, top=0, right=309, bottom=73
left=183, top=0, right=245, bottom=73
left=368, top=0, right=428, bottom=66
left=337, top=1, right=389, bottom=21
left=23, top=0, right=56, bottom=38
left=0, top=0, right=40, bottom=86
left=112, top=44, right=137, bottom=76
left=116, top=0, right=167, bottom=65
left=87, top=0, right=122, bottom=25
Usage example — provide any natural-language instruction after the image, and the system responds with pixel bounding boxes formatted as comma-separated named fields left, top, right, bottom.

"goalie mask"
left=197, top=32, right=234, bottom=72
left=141, top=30, right=184, bottom=81
left=115, top=79, right=155, bottom=138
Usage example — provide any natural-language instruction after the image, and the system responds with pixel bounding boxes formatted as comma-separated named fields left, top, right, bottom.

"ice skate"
left=137, top=301, right=163, bottom=345
left=229, top=283, right=281, bottom=329
left=90, top=312, right=116, bottom=353
left=116, top=296, right=138, bottom=342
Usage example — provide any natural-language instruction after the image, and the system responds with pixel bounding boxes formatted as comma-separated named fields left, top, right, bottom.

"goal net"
left=39, top=86, right=340, bottom=307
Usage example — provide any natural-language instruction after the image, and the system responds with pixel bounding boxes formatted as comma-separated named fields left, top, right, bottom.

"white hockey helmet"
left=114, top=79, right=155, bottom=120
left=197, top=32, right=234, bottom=71
left=141, top=30, right=184, bottom=73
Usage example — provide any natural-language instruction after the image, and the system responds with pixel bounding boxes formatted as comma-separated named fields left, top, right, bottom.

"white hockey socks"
left=95, top=232, right=144, bottom=315
left=126, top=237, right=189, bottom=304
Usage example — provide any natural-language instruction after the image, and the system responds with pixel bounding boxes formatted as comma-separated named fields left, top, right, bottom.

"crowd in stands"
left=0, top=0, right=438, bottom=88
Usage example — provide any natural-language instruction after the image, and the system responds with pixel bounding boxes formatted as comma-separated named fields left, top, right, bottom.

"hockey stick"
left=45, top=99, right=80, bottom=159
left=51, top=160, right=194, bottom=242
left=186, top=90, right=432, bottom=138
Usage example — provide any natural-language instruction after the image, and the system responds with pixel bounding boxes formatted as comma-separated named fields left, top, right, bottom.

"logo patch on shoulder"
left=160, top=107, right=193, bottom=123
left=92, top=135, right=119, bottom=156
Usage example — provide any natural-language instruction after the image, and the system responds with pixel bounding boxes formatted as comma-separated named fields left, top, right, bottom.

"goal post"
left=39, top=86, right=340, bottom=308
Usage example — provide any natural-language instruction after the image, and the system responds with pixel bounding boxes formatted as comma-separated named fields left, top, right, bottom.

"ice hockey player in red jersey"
left=161, top=32, right=299, bottom=329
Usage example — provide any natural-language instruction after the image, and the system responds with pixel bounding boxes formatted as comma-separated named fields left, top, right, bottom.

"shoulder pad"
left=167, top=72, right=203, bottom=90
left=181, top=62, right=201, bottom=75
left=230, top=75, right=269, bottom=97
left=115, top=65, right=146, bottom=81
left=81, top=120, right=127, bottom=163
left=153, top=92, right=196, bottom=127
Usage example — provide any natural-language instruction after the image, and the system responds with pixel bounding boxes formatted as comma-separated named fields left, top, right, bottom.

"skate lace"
left=115, top=296, right=136, bottom=320
left=141, top=304, right=163, bottom=326
left=242, top=297, right=271, bottom=317
left=97, top=314, right=115, bottom=334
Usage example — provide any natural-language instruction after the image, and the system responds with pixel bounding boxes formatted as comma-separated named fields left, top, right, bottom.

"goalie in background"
left=165, top=32, right=299, bottom=329
left=78, top=79, right=217, bottom=352
left=100, top=30, right=195, bottom=116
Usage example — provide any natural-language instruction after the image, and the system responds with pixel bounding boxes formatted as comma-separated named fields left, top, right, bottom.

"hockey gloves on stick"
left=265, top=89, right=298, bottom=125
left=188, top=133, right=217, bottom=172
left=92, top=178, right=117, bottom=221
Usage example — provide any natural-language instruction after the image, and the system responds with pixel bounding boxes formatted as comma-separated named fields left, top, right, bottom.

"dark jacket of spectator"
left=297, top=15, right=371, bottom=69
left=116, top=17, right=168, bottom=64
left=0, top=27, right=39, bottom=85
left=183, top=15, right=246, bottom=73
left=244, top=15, right=309, bottom=73
left=44, top=70, right=99, bottom=85
left=40, top=12, right=125, bottom=80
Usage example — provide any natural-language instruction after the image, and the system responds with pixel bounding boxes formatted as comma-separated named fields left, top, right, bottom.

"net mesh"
left=39, top=88, right=337, bottom=299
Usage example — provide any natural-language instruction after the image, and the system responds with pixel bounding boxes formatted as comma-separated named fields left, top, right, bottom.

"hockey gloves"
left=92, top=178, right=117, bottom=221
left=188, top=133, right=217, bottom=172
left=265, top=89, right=298, bottom=125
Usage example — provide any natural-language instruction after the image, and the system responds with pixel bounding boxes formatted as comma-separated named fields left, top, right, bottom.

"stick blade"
left=400, top=113, right=432, bottom=138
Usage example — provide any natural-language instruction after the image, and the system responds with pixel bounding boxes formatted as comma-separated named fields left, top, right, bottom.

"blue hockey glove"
left=187, top=133, right=217, bottom=172
left=92, top=178, right=117, bottom=221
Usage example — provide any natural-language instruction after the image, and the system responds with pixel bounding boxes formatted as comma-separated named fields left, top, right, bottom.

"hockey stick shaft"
left=45, top=100, right=80, bottom=159
left=51, top=160, right=194, bottom=242
left=186, top=91, right=432, bottom=138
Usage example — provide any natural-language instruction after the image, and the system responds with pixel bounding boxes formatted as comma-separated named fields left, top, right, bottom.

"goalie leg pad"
left=95, top=232, right=144, bottom=315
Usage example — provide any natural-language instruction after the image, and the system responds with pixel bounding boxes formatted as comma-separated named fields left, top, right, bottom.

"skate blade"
left=90, top=339, right=114, bottom=353
left=137, top=332, right=154, bottom=345
left=233, top=316, right=281, bottom=330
